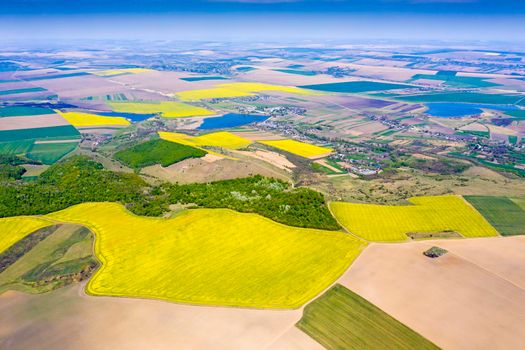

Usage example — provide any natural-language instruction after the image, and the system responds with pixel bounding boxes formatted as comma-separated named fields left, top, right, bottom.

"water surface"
left=199, top=113, right=269, bottom=130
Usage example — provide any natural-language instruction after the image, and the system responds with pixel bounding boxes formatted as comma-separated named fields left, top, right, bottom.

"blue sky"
left=1, top=0, right=524, bottom=41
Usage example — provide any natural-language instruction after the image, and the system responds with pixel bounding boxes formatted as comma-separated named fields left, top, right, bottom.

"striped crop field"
left=330, top=196, right=499, bottom=242
left=46, top=202, right=365, bottom=308
left=0, top=125, right=80, bottom=143
left=56, top=111, right=130, bottom=127
left=512, top=197, right=525, bottom=211
left=0, top=87, right=47, bottom=96
left=464, top=196, right=525, bottom=236
left=297, top=284, right=439, bottom=350
left=26, top=141, right=79, bottom=165
left=107, top=101, right=214, bottom=118
left=175, top=82, right=317, bottom=101
left=259, top=139, right=333, bottom=158
left=0, top=217, right=53, bottom=253
left=159, top=131, right=252, bottom=150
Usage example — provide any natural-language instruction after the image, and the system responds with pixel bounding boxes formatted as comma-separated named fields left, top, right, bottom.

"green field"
left=0, top=125, right=81, bottom=143
left=449, top=152, right=525, bottom=177
left=273, top=69, right=318, bottom=76
left=504, top=110, right=525, bottom=119
left=26, top=142, right=79, bottom=165
left=114, top=139, right=207, bottom=169
left=236, top=66, right=256, bottom=72
left=0, top=87, right=47, bottom=95
left=22, top=72, right=89, bottom=81
left=300, top=81, right=416, bottom=93
left=0, top=224, right=97, bottom=294
left=409, top=74, right=499, bottom=88
left=457, top=130, right=490, bottom=138
left=297, top=284, right=439, bottom=350
left=330, top=195, right=499, bottom=241
left=512, top=197, right=525, bottom=211
left=180, top=76, right=229, bottom=82
left=395, top=92, right=525, bottom=105
left=0, top=106, right=53, bottom=117
left=464, top=196, right=525, bottom=236
left=0, top=140, right=33, bottom=155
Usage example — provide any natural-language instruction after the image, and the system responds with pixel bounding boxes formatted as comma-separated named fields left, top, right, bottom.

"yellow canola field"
left=259, top=139, right=333, bottom=158
left=93, top=68, right=155, bottom=77
left=175, top=82, right=317, bottom=101
left=56, top=111, right=130, bottom=127
left=0, top=217, right=54, bottom=253
left=330, top=195, right=499, bottom=242
left=46, top=202, right=365, bottom=308
left=107, top=101, right=214, bottom=118
left=106, top=101, right=215, bottom=118
left=158, top=131, right=252, bottom=150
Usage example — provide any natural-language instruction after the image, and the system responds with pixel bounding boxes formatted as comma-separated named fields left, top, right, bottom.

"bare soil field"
left=462, top=166, right=506, bottom=179
left=0, top=81, right=38, bottom=90
left=239, top=69, right=338, bottom=86
left=488, top=124, right=518, bottom=136
left=0, top=90, right=51, bottom=101
left=353, top=58, right=411, bottom=68
left=35, top=75, right=132, bottom=99
left=0, top=282, right=319, bottom=350
left=412, top=78, right=444, bottom=87
left=320, top=62, right=433, bottom=81
left=12, top=68, right=60, bottom=78
left=424, top=124, right=455, bottom=135
left=349, top=121, right=388, bottom=135
left=141, top=155, right=289, bottom=183
left=232, top=149, right=296, bottom=172
left=509, top=122, right=525, bottom=135
left=0, top=114, right=68, bottom=131
left=110, top=71, right=222, bottom=94
left=337, top=236, right=525, bottom=350
left=312, top=94, right=395, bottom=110
left=458, top=122, right=489, bottom=132
left=74, top=128, right=124, bottom=135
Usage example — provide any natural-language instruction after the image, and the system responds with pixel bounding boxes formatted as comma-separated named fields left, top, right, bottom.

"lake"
left=425, top=103, right=519, bottom=118
left=198, top=113, right=269, bottom=130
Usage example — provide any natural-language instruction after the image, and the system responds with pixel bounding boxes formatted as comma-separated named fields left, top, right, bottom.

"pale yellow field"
left=56, top=111, right=130, bottom=127
left=159, top=131, right=252, bottom=150
left=107, top=101, right=214, bottom=118
left=259, top=139, right=333, bottom=158
left=0, top=217, right=53, bottom=253
left=46, top=202, right=365, bottom=308
left=93, top=68, right=155, bottom=77
left=330, top=196, right=499, bottom=242
left=175, top=82, right=317, bottom=101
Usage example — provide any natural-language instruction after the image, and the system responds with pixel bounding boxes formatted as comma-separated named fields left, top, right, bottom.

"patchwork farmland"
left=1, top=40, right=525, bottom=350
